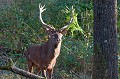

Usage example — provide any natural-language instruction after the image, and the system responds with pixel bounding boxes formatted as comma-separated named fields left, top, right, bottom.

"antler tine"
left=60, top=6, right=74, bottom=31
left=39, top=3, right=55, bottom=31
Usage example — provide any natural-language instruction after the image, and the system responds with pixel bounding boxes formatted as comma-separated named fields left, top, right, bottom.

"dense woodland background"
left=0, top=0, right=120, bottom=79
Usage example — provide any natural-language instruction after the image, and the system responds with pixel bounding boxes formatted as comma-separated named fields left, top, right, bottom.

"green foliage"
left=64, top=7, right=84, bottom=36
left=0, top=0, right=120, bottom=78
left=0, top=0, right=93, bottom=78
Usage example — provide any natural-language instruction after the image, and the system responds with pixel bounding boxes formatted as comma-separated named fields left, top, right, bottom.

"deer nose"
left=57, top=39, right=60, bottom=42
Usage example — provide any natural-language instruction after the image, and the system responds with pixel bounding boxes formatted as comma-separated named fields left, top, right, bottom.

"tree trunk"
left=93, top=0, right=118, bottom=79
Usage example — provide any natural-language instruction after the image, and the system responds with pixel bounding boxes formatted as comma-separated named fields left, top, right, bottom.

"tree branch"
left=0, top=58, right=45, bottom=79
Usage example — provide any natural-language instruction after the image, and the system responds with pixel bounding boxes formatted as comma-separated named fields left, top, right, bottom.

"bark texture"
left=93, top=0, right=118, bottom=79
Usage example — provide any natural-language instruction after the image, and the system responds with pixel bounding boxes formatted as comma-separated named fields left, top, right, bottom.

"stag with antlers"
left=24, top=4, right=74, bottom=79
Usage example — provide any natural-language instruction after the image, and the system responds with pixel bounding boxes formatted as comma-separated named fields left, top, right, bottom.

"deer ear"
left=60, top=29, right=68, bottom=35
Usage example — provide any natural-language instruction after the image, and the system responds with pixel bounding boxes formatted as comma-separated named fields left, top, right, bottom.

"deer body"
left=24, top=4, right=74, bottom=79
left=25, top=33, right=62, bottom=70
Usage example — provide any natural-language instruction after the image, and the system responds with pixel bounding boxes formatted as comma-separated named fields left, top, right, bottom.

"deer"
left=24, top=3, right=74, bottom=79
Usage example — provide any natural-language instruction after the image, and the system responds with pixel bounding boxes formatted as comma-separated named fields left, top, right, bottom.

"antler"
left=59, top=6, right=74, bottom=31
left=39, top=3, right=55, bottom=31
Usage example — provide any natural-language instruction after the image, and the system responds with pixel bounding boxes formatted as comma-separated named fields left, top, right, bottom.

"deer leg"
left=47, top=69, right=53, bottom=79
left=42, top=69, right=46, bottom=78
left=36, top=67, right=41, bottom=75
left=28, top=61, right=34, bottom=73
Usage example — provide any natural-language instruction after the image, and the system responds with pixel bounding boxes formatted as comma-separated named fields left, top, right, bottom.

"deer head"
left=39, top=4, right=74, bottom=46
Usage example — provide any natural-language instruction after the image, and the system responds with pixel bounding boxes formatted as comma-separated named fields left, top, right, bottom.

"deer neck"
left=46, top=40, right=62, bottom=59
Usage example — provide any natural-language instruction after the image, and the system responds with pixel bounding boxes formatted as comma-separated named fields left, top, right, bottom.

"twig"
left=70, top=70, right=82, bottom=79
